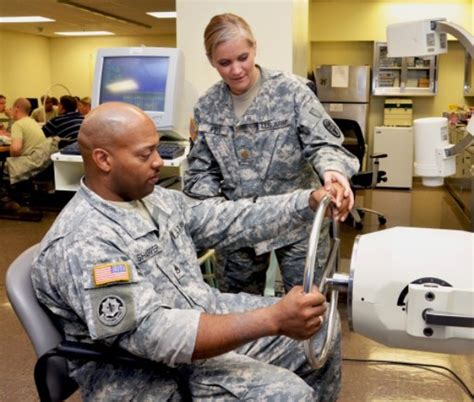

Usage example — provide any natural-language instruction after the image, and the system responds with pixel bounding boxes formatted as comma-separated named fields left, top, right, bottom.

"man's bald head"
left=13, top=98, right=31, bottom=116
left=78, top=102, right=152, bottom=158
left=77, top=102, right=162, bottom=201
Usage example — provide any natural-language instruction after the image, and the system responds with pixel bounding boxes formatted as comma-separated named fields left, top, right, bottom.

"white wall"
left=176, top=0, right=308, bottom=137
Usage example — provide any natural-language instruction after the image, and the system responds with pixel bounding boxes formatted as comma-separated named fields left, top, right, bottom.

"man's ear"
left=92, top=148, right=112, bottom=173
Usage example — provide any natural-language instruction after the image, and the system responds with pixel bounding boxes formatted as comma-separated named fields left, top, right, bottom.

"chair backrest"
left=333, top=118, right=365, bottom=167
left=5, top=244, right=78, bottom=402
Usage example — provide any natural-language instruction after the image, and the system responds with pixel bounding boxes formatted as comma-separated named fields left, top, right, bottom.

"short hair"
left=0, top=94, right=6, bottom=101
left=13, top=98, right=32, bottom=114
left=204, top=13, right=256, bottom=60
left=79, top=96, right=91, bottom=105
left=60, top=95, right=77, bottom=113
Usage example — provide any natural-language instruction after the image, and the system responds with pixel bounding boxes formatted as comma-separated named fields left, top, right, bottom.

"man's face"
left=0, top=98, right=6, bottom=113
left=11, top=105, right=22, bottom=121
left=44, top=98, right=53, bottom=112
left=108, top=119, right=164, bottom=201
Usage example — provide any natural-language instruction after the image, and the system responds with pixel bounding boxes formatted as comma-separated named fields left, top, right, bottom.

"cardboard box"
left=384, top=98, right=413, bottom=126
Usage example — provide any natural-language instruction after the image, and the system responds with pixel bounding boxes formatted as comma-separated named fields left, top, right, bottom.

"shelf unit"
left=372, top=42, right=438, bottom=96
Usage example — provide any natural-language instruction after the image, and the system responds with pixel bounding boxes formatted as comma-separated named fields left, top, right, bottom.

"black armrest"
left=35, top=341, right=191, bottom=401
left=55, top=341, right=159, bottom=368
left=369, top=153, right=387, bottom=159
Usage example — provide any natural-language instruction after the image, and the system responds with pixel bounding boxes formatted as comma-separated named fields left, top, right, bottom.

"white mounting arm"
left=387, top=18, right=473, bottom=58
left=434, top=20, right=474, bottom=58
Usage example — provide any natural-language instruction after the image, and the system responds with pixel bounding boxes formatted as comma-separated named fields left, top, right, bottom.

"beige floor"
left=0, top=181, right=472, bottom=401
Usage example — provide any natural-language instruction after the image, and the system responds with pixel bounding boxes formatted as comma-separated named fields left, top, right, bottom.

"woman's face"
left=210, top=37, right=258, bottom=95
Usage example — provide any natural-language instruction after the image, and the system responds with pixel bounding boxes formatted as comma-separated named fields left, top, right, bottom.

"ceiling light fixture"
left=55, top=31, right=115, bottom=36
left=0, top=16, right=55, bottom=23
left=146, top=12, right=177, bottom=19
left=57, top=0, right=152, bottom=29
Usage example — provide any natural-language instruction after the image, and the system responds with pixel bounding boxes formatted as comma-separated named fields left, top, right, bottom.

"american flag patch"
left=93, top=262, right=131, bottom=286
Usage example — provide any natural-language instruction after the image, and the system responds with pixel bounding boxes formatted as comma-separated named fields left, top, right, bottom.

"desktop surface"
left=59, top=141, right=186, bottom=160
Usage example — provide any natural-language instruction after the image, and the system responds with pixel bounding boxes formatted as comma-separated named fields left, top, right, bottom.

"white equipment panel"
left=373, top=126, right=414, bottom=188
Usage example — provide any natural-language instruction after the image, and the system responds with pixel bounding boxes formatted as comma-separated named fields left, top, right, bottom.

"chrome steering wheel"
left=302, top=195, right=341, bottom=369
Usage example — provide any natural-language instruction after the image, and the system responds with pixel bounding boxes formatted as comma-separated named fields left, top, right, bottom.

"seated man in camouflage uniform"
left=32, top=102, right=349, bottom=401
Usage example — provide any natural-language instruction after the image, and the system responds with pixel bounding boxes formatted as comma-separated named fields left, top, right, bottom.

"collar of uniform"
left=213, top=83, right=237, bottom=126
left=142, top=187, right=174, bottom=225
left=78, top=180, right=160, bottom=240
left=197, top=67, right=282, bottom=127
left=235, top=67, right=281, bottom=126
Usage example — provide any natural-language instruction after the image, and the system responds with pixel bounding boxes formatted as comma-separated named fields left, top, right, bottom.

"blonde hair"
left=80, top=96, right=91, bottom=105
left=204, top=13, right=256, bottom=59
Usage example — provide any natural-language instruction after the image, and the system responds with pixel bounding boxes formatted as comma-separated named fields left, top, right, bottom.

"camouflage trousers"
left=215, top=222, right=330, bottom=295
left=81, top=313, right=342, bottom=401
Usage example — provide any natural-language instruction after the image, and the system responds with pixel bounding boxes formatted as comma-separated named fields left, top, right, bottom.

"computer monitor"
left=26, top=97, right=39, bottom=115
left=91, top=47, right=183, bottom=138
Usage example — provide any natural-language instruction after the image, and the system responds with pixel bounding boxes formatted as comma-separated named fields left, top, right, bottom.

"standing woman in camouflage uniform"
left=184, top=13, right=359, bottom=294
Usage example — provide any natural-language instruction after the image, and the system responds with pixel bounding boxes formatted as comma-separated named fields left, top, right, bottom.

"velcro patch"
left=93, top=262, right=131, bottom=286
left=309, top=107, right=322, bottom=118
left=323, top=119, right=342, bottom=138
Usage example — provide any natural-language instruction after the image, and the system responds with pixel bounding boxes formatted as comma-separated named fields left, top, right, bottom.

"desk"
left=51, top=151, right=189, bottom=191
left=0, top=146, right=10, bottom=171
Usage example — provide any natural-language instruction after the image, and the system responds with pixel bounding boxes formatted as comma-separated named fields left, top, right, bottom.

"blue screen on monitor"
left=99, top=56, right=169, bottom=112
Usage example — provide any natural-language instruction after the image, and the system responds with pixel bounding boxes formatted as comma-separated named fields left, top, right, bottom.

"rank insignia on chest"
left=93, top=262, right=131, bottom=286
left=170, top=223, right=184, bottom=238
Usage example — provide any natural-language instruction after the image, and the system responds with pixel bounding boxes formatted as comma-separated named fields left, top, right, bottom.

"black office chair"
left=6, top=244, right=191, bottom=402
left=334, top=118, right=388, bottom=230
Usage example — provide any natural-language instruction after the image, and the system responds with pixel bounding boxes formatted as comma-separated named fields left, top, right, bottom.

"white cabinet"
left=373, top=126, right=414, bottom=189
left=372, top=42, right=438, bottom=96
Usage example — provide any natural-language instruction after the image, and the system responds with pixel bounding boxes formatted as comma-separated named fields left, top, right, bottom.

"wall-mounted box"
left=384, top=98, right=413, bottom=127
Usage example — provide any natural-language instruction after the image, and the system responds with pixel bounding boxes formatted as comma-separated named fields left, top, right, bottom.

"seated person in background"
left=32, top=102, right=349, bottom=401
left=42, top=95, right=84, bottom=149
left=5, top=98, right=58, bottom=184
left=0, top=94, right=6, bottom=115
left=0, top=94, right=13, bottom=133
left=31, top=95, right=58, bottom=123
left=78, top=96, right=91, bottom=116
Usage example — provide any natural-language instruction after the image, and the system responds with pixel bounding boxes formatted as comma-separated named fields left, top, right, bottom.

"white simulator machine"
left=302, top=19, right=473, bottom=370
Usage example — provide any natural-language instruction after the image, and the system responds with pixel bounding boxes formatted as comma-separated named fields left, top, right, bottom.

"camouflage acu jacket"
left=184, top=67, right=359, bottom=253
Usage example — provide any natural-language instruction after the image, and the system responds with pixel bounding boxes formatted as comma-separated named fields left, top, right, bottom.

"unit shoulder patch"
left=322, top=119, right=342, bottom=138
left=97, top=295, right=126, bottom=326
